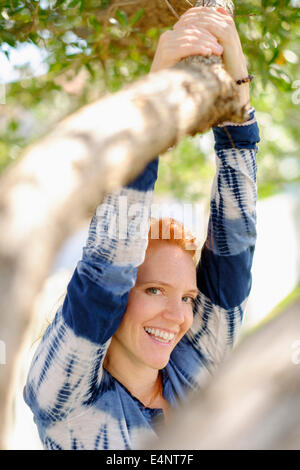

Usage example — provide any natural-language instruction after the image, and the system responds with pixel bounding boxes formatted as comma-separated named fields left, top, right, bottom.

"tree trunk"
left=0, top=0, right=244, bottom=449
left=143, top=299, right=300, bottom=450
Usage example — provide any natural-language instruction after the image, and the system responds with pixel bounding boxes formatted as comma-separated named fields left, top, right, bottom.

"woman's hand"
left=150, top=8, right=223, bottom=73
left=150, top=6, right=250, bottom=108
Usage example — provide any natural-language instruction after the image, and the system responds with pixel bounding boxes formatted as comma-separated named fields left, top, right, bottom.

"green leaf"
left=84, top=62, right=95, bottom=78
left=8, top=119, right=19, bottom=132
left=55, top=0, right=66, bottom=6
left=10, top=4, right=27, bottom=15
left=268, top=48, right=280, bottom=65
left=68, top=0, right=81, bottom=8
left=0, top=31, right=16, bottom=47
left=88, top=15, right=101, bottom=31
left=100, top=0, right=110, bottom=7
left=129, top=8, right=145, bottom=27
left=115, top=10, right=128, bottom=27
left=146, top=27, right=160, bottom=39
left=79, top=0, right=85, bottom=14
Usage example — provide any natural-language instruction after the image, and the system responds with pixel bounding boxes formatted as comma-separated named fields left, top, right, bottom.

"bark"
left=144, top=299, right=300, bottom=450
left=0, top=0, right=244, bottom=449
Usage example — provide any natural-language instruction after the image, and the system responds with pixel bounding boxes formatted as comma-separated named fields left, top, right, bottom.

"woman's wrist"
left=150, top=52, right=175, bottom=73
left=222, top=37, right=248, bottom=77
left=221, top=39, right=251, bottom=109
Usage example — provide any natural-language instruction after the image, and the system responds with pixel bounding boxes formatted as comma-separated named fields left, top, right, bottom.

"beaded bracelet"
left=236, top=74, right=254, bottom=85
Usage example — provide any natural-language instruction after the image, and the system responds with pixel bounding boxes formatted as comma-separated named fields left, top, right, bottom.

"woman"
left=24, top=6, right=260, bottom=450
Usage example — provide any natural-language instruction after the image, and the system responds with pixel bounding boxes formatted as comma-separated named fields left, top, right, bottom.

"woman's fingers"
left=179, top=44, right=213, bottom=58
left=165, top=32, right=223, bottom=60
left=175, top=19, right=237, bottom=47
left=178, top=6, right=233, bottom=22
left=176, top=14, right=234, bottom=32
left=179, top=41, right=221, bottom=57
left=172, top=5, right=237, bottom=46
left=173, top=28, right=224, bottom=55
left=174, top=6, right=236, bottom=40
left=177, top=28, right=221, bottom=44
left=150, top=6, right=237, bottom=72
left=216, top=6, right=230, bottom=16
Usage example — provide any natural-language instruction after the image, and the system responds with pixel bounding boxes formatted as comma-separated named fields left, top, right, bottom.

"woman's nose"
left=162, top=300, right=185, bottom=325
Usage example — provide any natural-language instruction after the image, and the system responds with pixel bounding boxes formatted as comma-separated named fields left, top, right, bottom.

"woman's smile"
left=143, top=327, right=176, bottom=346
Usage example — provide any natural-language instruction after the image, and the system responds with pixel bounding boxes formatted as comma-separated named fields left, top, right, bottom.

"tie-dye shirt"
left=24, top=108, right=260, bottom=450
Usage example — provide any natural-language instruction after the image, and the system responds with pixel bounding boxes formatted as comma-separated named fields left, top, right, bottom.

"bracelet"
left=236, top=74, right=254, bottom=85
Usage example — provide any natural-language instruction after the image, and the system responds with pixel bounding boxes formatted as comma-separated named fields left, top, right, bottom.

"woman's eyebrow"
left=137, top=280, right=198, bottom=295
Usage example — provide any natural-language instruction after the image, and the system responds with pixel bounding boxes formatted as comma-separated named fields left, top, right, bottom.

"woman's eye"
left=146, top=287, right=162, bottom=295
left=182, top=296, right=196, bottom=305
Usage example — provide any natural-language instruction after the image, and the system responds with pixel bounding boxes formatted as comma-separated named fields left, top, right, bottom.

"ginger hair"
left=148, top=217, right=198, bottom=264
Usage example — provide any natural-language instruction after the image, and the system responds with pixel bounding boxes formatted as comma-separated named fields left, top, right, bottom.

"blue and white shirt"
left=24, top=108, right=260, bottom=450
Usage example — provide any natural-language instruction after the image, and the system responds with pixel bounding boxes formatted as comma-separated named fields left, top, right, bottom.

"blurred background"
left=0, top=0, right=299, bottom=449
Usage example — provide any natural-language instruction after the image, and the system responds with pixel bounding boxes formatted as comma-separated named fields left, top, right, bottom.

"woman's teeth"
left=144, top=327, right=175, bottom=343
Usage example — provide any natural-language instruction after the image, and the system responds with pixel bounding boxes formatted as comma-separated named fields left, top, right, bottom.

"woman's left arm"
left=181, top=7, right=260, bottom=375
left=151, top=6, right=260, bottom=381
left=186, top=108, right=259, bottom=375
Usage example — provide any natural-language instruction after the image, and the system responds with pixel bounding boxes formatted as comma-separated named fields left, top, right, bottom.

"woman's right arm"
left=23, top=158, right=158, bottom=434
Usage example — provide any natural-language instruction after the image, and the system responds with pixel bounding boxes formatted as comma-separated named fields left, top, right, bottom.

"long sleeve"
left=185, top=108, right=260, bottom=375
left=23, top=158, right=158, bottom=443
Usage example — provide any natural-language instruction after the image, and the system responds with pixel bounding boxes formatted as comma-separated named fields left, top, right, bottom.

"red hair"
left=148, top=217, right=198, bottom=264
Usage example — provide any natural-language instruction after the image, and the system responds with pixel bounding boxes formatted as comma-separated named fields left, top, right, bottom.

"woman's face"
left=109, top=240, right=198, bottom=371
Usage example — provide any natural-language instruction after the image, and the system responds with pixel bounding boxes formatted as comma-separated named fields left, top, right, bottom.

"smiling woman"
left=103, top=220, right=198, bottom=414
left=23, top=5, right=260, bottom=450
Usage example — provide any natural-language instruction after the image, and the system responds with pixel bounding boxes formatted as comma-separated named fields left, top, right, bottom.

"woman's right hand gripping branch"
left=150, top=6, right=250, bottom=109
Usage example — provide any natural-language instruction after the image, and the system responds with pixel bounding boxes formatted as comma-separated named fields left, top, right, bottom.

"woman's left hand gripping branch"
left=150, top=6, right=250, bottom=109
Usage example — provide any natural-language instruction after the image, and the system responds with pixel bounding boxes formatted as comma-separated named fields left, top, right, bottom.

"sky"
left=0, top=42, right=48, bottom=84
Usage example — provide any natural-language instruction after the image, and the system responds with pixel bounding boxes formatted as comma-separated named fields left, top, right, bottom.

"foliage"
left=0, top=0, right=300, bottom=200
